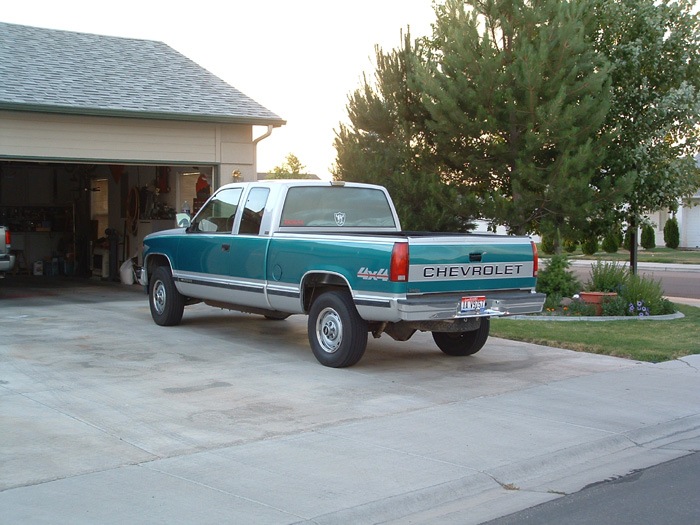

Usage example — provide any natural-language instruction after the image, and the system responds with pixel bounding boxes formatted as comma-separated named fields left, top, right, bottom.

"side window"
left=239, top=188, right=270, bottom=235
left=190, top=188, right=243, bottom=233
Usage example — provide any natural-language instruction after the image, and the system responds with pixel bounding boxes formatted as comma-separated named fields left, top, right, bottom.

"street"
left=570, top=264, right=700, bottom=300
left=487, top=452, right=700, bottom=525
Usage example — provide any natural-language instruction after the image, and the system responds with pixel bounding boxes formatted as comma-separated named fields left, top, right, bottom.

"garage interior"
left=0, top=160, right=215, bottom=281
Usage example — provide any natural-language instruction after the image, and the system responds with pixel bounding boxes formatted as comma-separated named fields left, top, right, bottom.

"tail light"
left=531, top=241, right=538, bottom=277
left=390, top=242, right=409, bottom=282
left=5, top=229, right=10, bottom=247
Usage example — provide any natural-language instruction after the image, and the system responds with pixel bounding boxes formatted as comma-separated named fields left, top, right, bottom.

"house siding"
left=0, top=110, right=256, bottom=166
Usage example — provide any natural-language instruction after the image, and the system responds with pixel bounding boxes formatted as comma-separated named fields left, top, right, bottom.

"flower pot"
left=579, top=292, right=618, bottom=316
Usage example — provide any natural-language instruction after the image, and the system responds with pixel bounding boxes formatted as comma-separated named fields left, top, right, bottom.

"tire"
left=432, top=318, right=490, bottom=356
left=307, top=290, right=368, bottom=368
left=149, top=265, right=185, bottom=326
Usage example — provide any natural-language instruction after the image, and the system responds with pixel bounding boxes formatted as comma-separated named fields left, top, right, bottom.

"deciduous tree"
left=267, top=153, right=311, bottom=179
left=594, top=0, right=700, bottom=271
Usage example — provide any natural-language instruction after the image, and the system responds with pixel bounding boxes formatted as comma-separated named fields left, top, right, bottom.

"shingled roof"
left=0, top=22, right=285, bottom=126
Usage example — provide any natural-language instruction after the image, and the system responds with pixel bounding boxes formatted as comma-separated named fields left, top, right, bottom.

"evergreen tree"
left=593, top=0, right=700, bottom=271
left=416, top=0, right=617, bottom=248
left=333, top=32, right=471, bottom=232
left=664, top=217, right=680, bottom=249
left=640, top=224, right=656, bottom=249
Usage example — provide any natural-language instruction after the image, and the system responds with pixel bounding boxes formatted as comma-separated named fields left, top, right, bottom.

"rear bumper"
left=396, top=290, right=546, bottom=322
left=0, top=253, right=15, bottom=273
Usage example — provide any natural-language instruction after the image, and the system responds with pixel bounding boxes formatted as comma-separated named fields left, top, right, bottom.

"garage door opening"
left=0, top=161, right=214, bottom=283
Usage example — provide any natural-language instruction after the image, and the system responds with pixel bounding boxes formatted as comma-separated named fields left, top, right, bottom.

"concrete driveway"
left=1, top=277, right=699, bottom=524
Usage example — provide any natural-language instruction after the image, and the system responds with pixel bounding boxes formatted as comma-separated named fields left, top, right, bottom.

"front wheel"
left=432, top=318, right=490, bottom=356
left=308, top=291, right=368, bottom=368
left=149, top=265, right=185, bottom=326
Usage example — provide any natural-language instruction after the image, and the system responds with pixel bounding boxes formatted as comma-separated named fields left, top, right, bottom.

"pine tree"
left=415, top=0, right=617, bottom=246
left=333, top=32, right=471, bottom=232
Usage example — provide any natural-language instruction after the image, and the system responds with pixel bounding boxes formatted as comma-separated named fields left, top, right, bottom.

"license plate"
left=460, top=296, right=486, bottom=314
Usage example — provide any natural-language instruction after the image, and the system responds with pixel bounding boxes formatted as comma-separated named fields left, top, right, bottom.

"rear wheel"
left=432, top=318, right=490, bottom=356
left=308, top=291, right=368, bottom=368
left=149, top=266, right=185, bottom=326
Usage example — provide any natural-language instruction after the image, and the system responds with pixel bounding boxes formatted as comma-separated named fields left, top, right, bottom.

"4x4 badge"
left=357, top=267, right=389, bottom=281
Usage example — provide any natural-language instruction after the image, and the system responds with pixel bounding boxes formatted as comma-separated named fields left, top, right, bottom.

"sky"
left=2, top=0, right=436, bottom=179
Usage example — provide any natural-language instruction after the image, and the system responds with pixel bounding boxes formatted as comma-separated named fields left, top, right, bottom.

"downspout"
left=252, top=125, right=275, bottom=179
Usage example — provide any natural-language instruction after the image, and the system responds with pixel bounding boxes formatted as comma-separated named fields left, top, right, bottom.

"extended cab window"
left=239, top=187, right=270, bottom=235
left=190, top=188, right=243, bottom=233
left=280, top=187, right=396, bottom=228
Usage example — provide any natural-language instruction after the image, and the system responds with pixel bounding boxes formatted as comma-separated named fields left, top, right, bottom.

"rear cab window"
left=239, top=187, right=270, bottom=235
left=280, top=187, right=396, bottom=229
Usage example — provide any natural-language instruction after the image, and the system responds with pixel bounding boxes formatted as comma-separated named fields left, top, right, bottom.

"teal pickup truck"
left=141, top=180, right=545, bottom=367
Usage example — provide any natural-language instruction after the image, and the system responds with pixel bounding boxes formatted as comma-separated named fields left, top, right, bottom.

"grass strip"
left=545, top=247, right=700, bottom=265
left=490, top=304, right=700, bottom=362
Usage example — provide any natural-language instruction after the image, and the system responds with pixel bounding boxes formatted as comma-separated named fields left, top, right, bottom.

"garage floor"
left=2, top=277, right=699, bottom=523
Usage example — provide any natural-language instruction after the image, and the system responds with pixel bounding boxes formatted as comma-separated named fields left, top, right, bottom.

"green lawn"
left=490, top=303, right=700, bottom=362
left=544, top=247, right=700, bottom=265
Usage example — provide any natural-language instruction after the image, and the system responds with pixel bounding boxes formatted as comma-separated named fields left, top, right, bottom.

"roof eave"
left=0, top=102, right=286, bottom=127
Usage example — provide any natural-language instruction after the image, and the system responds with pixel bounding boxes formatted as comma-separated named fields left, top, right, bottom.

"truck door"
left=174, top=187, right=243, bottom=301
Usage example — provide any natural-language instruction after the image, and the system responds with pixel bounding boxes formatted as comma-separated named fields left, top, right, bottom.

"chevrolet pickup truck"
left=0, top=225, right=15, bottom=277
left=141, top=180, right=545, bottom=367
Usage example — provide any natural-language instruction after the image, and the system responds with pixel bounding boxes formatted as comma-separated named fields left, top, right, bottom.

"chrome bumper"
left=396, top=291, right=546, bottom=322
left=0, top=253, right=15, bottom=273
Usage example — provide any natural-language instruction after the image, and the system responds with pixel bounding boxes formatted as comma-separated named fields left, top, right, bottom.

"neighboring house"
left=648, top=154, right=700, bottom=249
left=0, top=22, right=285, bottom=277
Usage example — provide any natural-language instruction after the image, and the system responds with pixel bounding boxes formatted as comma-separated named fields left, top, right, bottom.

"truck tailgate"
left=405, top=235, right=537, bottom=295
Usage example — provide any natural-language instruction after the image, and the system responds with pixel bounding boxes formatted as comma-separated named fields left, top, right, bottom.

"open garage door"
left=0, top=161, right=215, bottom=282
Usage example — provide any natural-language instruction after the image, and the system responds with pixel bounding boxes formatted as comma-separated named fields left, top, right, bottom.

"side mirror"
left=176, top=213, right=191, bottom=229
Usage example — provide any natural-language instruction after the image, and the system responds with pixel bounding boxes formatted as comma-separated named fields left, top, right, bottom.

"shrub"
left=586, top=261, right=628, bottom=292
left=540, top=236, right=555, bottom=255
left=581, top=236, right=598, bottom=255
left=601, top=295, right=629, bottom=316
left=601, top=232, right=619, bottom=253
left=655, top=298, right=677, bottom=315
left=620, top=273, right=671, bottom=315
left=536, top=254, right=580, bottom=298
left=563, top=239, right=577, bottom=253
left=664, top=217, right=680, bottom=249
left=543, top=292, right=563, bottom=312
left=641, top=224, right=656, bottom=249
left=567, top=299, right=599, bottom=316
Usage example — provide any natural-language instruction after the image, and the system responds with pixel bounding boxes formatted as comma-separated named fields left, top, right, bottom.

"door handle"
left=221, top=244, right=231, bottom=252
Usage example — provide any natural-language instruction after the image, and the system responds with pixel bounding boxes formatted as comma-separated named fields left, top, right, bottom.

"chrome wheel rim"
left=152, top=280, right=167, bottom=315
left=316, top=307, right=342, bottom=354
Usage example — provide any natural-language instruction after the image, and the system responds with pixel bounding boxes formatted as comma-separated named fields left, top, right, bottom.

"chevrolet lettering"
left=140, top=180, right=545, bottom=368
left=415, top=262, right=530, bottom=281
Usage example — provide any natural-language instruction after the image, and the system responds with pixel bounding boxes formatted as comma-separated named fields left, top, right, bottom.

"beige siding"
left=0, top=111, right=253, bottom=165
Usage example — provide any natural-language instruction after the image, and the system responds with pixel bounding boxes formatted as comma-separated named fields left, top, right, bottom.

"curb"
left=502, top=311, right=685, bottom=322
